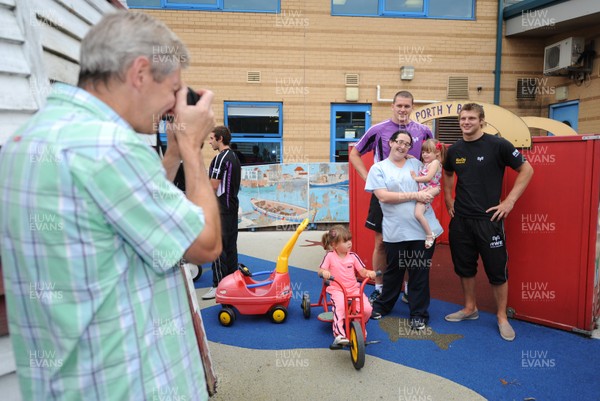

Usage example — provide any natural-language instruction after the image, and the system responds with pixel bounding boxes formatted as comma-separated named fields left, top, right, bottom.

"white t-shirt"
left=365, top=158, right=443, bottom=243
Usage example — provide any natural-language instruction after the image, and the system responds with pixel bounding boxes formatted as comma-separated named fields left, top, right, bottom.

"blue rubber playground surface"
left=197, top=254, right=600, bottom=401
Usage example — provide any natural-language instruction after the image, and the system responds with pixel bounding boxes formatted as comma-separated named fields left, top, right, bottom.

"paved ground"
left=198, top=230, right=486, bottom=401
left=2, top=229, right=598, bottom=401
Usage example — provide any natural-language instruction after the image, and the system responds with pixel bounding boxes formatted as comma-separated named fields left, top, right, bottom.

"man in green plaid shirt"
left=0, top=12, right=221, bottom=401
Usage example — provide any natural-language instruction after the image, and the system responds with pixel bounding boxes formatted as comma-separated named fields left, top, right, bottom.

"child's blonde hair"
left=321, top=224, right=352, bottom=251
left=421, top=138, right=447, bottom=164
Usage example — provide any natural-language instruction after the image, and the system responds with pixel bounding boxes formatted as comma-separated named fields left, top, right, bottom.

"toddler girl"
left=411, top=139, right=446, bottom=248
left=319, top=225, right=376, bottom=347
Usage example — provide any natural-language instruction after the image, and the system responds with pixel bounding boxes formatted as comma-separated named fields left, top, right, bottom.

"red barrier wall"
left=504, top=135, right=600, bottom=334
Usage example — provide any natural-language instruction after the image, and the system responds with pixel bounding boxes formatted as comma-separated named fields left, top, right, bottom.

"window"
left=331, top=104, right=371, bottom=162
left=504, top=0, right=526, bottom=8
left=127, top=0, right=279, bottom=12
left=127, top=0, right=161, bottom=8
left=224, top=102, right=283, bottom=165
left=331, top=0, right=475, bottom=20
left=385, top=0, right=424, bottom=15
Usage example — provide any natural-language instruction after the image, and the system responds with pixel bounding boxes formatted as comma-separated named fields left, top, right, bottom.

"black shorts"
left=448, top=216, right=508, bottom=285
left=365, top=193, right=383, bottom=233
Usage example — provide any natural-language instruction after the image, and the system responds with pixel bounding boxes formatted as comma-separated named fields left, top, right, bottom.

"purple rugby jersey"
left=354, top=119, right=433, bottom=162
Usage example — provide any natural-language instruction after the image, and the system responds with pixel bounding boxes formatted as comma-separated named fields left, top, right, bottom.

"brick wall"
left=143, top=0, right=599, bottom=161
left=500, top=26, right=600, bottom=135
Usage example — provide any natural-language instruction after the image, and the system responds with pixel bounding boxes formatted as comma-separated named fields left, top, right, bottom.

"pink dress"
left=418, top=161, right=442, bottom=191
left=319, top=251, right=373, bottom=338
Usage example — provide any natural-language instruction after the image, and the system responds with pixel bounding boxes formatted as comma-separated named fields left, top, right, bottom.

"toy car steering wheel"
left=238, top=263, right=252, bottom=277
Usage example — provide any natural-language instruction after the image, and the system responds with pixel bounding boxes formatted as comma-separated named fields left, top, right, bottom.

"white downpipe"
left=376, top=85, right=439, bottom=104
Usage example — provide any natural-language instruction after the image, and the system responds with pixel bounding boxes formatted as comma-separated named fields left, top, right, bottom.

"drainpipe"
left=494, top=0, right=504, bottom=105
left=376, top=85, right=439, bottom=104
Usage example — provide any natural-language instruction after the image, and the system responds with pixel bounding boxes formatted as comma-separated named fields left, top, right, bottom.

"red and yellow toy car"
left=216, top=218, right=309, bottom=326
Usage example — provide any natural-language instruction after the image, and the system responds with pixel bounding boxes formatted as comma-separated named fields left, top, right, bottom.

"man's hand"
left=176, top=86, right=221, bottom=265
left=172, top=86, right=215, bottom=150
left=445, top=198, right=455, bottom=218
left=487, top=161, right=533, bottom=222
left=487, top=199, right=515, bottom=222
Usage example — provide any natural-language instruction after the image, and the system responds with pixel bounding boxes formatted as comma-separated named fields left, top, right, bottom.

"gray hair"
left=78, top=11, right=189, bottom=87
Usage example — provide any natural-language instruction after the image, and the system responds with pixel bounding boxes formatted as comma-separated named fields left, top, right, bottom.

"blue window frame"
left=126, top=0, right=279, bottom=12
left=224, top=102, right=283, bottom=165
left=331, top=0, right=475, bottom=20
left=330, top=103, right=371, bottom=163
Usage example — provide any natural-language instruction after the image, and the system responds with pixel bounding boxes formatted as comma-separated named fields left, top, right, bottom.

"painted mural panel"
left=308, top=163, right=349, bottom=223
left=238, top=162, right=349, bottom=228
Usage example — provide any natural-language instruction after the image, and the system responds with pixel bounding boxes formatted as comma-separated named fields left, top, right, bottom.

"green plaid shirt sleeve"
left=0, top=84, right=209, bottom=401
left=70, top=127, right=205, bottom=271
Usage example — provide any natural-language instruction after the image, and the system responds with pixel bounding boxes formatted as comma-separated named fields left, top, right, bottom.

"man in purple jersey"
left=349, top=91, right=433, bottom=303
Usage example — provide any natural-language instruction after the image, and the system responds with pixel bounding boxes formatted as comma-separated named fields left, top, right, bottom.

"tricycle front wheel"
left=349, top=320, right=365, bottom=370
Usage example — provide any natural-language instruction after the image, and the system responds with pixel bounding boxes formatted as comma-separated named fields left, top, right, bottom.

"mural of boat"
left=250, top=198, right=313, bottom=223
left=309, top=180, right=349, bottom=188
left=309, top=174, right=349, bottom=187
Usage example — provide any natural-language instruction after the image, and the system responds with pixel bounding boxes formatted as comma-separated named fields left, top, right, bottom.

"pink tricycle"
left=216, top=218, right=309, bottom=326
left=301, top=270, right=381, bottom=370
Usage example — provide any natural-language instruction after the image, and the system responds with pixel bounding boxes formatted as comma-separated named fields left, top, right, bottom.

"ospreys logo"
left=490, top=235, right=503, bottom=248
left=455, top=157, right=466, bottom=164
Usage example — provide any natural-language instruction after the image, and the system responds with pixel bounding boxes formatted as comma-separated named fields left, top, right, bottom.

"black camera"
left=161, top=87, right=200, bottom=122
left=187, top=87, right=201, bottom=105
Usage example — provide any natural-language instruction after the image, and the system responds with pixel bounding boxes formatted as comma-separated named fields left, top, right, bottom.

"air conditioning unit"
left=543, top=37, right=585, bottom=75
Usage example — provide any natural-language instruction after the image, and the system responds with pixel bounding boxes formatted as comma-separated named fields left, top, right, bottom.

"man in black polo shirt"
left=202, top=126, right=242, bottom=299
left=443, top=103, right=533, bottom=341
